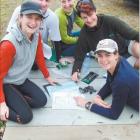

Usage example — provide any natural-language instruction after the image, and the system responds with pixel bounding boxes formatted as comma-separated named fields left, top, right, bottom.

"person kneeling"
left=0, top=1, right=56, bottom=124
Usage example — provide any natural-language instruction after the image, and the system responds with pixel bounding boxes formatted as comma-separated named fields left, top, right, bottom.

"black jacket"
left=72, top=14, right=139, bottom=74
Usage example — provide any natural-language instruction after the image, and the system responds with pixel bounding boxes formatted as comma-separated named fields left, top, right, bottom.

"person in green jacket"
left=55, top=0, right=84, bottom=60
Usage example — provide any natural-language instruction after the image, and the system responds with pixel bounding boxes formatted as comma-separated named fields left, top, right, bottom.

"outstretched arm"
left=0, top=41, right=16, bottom=120
left=35, top=33, right=56, bottom=85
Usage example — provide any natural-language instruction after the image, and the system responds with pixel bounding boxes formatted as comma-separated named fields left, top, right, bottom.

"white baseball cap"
left=95, top=39, right=118, bottom=53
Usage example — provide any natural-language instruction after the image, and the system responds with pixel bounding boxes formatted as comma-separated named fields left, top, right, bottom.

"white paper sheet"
left=47, top=81, right=84, bottom=109
left=52, top=90, right=84, bottom=109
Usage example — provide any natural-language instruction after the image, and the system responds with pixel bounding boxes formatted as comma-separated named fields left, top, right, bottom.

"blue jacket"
left=90, top=57, right=139, bottom=119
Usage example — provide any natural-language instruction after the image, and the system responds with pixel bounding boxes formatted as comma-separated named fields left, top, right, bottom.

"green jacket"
left=55, top=8, right=84, bottom=44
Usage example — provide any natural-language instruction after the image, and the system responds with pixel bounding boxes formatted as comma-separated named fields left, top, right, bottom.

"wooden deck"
left=2, top=57, right=139, bottom=140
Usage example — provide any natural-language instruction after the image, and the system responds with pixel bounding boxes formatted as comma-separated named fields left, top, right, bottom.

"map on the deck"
left=47, top=81, right=84, bottom=110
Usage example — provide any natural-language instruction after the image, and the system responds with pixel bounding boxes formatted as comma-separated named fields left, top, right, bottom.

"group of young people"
left=0, top=0, right=139, bottom=124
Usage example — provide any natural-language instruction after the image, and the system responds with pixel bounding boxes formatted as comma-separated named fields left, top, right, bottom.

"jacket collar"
left=85, top=14, right=103, bottom=32
left=10, top=23, right=38, bottom=43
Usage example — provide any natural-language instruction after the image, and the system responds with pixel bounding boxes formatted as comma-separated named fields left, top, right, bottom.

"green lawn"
left=0, top=121, right=6, bottom=140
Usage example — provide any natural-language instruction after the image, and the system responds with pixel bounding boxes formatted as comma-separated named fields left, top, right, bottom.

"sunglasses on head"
left=77, top=0, right=92, bottom=5
left=76, top=0, right=96, bottom=12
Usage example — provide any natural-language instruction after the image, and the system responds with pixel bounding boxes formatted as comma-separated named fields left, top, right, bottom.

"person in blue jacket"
left=74, top=39, right=139, bottom=120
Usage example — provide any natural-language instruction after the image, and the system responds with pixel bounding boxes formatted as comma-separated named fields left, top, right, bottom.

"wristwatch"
left=85, top=101, right=92, bottom=110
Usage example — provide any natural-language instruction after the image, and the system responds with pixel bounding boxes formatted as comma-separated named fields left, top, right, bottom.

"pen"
left=77, top=69, right=80, bottom=79
left=54, top=82, right=62, bottom=86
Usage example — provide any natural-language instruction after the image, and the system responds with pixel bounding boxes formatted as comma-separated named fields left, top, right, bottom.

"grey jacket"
left=2, top=23, right=39, bottom=85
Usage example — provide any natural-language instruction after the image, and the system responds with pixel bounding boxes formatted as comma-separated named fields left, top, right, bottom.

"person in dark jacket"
left=74, top=39, right=139, bottom=120
left=72, top=0, right=139, bottom=82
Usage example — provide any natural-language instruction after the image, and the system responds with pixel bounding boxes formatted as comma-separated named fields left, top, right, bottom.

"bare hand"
left=71, top=72, right=80, bottom=82
left=0, top=102, right=9, bottom=121
left=46, top=76, right=57, bottom=85
left=93, top=95, right=111, bottom=108
left=74, top=96, right=87, bottom=107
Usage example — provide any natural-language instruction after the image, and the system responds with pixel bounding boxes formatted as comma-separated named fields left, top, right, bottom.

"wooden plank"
left=7, top=106, right=139, bottom=126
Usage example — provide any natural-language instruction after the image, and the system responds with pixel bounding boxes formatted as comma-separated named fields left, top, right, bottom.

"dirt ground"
left=0, top=0, right=139, bottom=39
left=93, top=0, right=139, bottom=30
left=52, top=0, right=139, bottom=30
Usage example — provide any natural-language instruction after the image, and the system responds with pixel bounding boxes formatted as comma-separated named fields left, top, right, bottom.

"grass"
left=0, top=121, right=6, bottom=139
left=0, top=0, right=139, bottom=39
left=0, top=121, right=6, bottom=130
left=0, top=0, right=22, bottom=38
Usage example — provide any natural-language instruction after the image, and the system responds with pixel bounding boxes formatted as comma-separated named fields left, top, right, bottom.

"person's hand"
left=93, top=95, right=111, bottom=108
left=0, top=102, right=9, bottom=121
left=71, top=72, right=80, bottom=82
left=46, top=76, right=57, bottom=85
left=134, top=59, right=139, bottom=69
left=74, top=96, right=87, bottom=107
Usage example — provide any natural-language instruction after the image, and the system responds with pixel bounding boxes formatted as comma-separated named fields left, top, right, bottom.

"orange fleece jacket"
left=0, top=33, right=49, bottom=103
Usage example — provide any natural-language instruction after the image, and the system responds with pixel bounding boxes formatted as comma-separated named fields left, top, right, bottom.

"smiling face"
left=19, top=14, right=42, bottom=38
left=61, top=0, right=74, bottom=14
left=80, top=10, right=97, bottom=28
left=96, top=51, right=119, bottom=74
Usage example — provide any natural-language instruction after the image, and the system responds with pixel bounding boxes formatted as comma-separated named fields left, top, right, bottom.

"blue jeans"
left=61, top=43, right=77, bottom=56
left=61, top=31, right=80, bottom=56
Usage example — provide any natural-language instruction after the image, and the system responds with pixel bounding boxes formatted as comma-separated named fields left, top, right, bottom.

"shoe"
left=59, top=57, right=75, bottom=64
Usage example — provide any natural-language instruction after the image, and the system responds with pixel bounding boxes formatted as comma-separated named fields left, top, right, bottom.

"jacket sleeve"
left=107, top=15, right=139, bottom=42
left=97, top=82, right=112, bottom=100
left=0, top=41, right=16, bottom=103
left=75, top=15, right=84, bottom=28
left=90, top=83, right=129, bottom=120
left=72, top=28, right=90, bottom=74
left=56, top=9, right=78, bottom=44
left=35, top=33, right=50, bottom=78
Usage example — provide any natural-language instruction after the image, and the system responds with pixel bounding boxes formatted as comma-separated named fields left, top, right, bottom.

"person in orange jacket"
left=0, top=1, right=56, bottom=124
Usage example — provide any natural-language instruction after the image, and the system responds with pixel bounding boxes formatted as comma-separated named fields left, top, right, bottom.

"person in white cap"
left=72, top=0, right=139, bottom=82
left=74, top=39, right=139, bottom=120
left=0, top=1, right=56, bottom=124
left=6, top=0, right=61, bottom=62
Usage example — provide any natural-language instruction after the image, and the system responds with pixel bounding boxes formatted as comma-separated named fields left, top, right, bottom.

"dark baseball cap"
left=20, top=1, right=43, bottom=17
